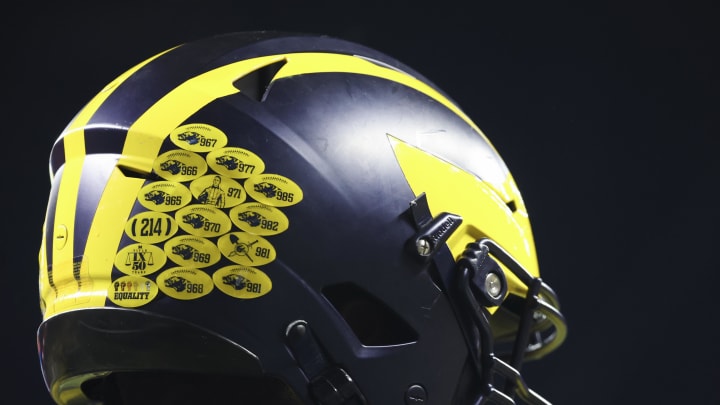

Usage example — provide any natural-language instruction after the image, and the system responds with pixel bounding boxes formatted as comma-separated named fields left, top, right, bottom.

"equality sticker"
left=189, top=174, right=246, bottom=208
left=175, top=205, right=232, bottom=238
left=169, top=123, right=228, bottom=153
left=206, top=147, right=265, bottom=179
left=213, top=265, right=272, bottom=299
left=125, top=211, right=178, bottom=244
left=153, top=149, right=208, bottom=182
left=217, top=232, right=276, bottom=266
left=245, top=174, right=303, bottom=207
left=114, top=243, right=167, bottom=276
left=137, top=181, right=192, bottom=212
left=164, top=235, right=221, bottom=268
left=108, top=275, right=158, bottom=308
left=229, top=202, right=289, bottom=236
left=156, top=267, right=214, bottom=300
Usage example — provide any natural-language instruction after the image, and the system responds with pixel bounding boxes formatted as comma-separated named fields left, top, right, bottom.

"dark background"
left=7, top=1, right=718, bottom=404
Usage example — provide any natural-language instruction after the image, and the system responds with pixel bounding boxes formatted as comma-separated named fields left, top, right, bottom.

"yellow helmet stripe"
left=119, top=52, right=493, bottom=173
left=41, top=50, right=169, bottom=317
left=120, top=55, right=286, bottom=172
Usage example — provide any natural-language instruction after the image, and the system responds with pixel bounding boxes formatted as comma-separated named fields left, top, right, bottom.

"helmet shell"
left=38, top=32, right=539, bottom=404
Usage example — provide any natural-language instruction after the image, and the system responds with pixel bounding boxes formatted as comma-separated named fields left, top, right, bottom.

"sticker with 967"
left=169, top=123, right=228, bottom=153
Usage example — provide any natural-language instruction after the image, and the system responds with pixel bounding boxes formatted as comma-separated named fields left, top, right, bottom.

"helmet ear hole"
left=323, top=283, right=418, bottom=346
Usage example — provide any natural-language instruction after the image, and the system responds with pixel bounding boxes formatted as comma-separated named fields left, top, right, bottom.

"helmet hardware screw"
left=416, top=238, right=432, bottom=256
left=405, top=384, right=427, bottom=404
left=485, top=272, right=503, bottom=298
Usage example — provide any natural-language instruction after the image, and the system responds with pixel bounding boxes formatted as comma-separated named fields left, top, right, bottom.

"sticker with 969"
left=164, top=235, right=221, bottom=268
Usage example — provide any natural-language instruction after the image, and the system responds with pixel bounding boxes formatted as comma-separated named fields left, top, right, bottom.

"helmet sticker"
left=189, top=174, right=246, bottom=208
left=114, top=243, right=167, bottom=276
left=107, top=275, right=159, bottom=308
left=213, top=265, right=272, bottom=299
left=137, top=181, right=193, bottom=212
left=156, top=267, right=214, bottom=300
left=175, top=204, right=232, bottom=238
left=169, top=123, right=228, bottom=153
left=217, top=232, right=276, bottom=266
left=229, top=202, right=289, bottom=236
left=125, top=211, right=178, bottom=244
left=206, top=147, right=265, bottom=179
left=109, top=124, right=306, bottom=304
left=153, top=149, right=208, bottom=182
left=244, top=174, right=303, bottom=207
left=164, top=235, right=222, bottom=268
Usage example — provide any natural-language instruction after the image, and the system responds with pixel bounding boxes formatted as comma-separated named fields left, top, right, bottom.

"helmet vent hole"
left=322, top=282, right=418, bottom=346
left=233, top=60, right=287, bottom=102
left=117, top=165, right=156, bottom=180
left=506, top=200, right=517, bottom=213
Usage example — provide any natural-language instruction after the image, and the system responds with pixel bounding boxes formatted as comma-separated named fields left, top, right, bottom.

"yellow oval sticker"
left=206, top=147, right=265, bottom=179
left=213, top=265, right=272, bottom=299
left=217, top=232, right=276, bottom=266
left=189, top=174, right=246, bottom=208
left=229, top=202, right=289, bottom=236
left=164, top=235, right=221, bottom=268
left=153, top=149, right=208, bottom=182
left=114, top=243, right=167, bottom=276
left=125, top=211, right=178, bottom=244
left=169, top=123, right=228, bottom=153
left=175, top=205, right=232, bottom=238
left=157, top=267, right=214, bottom=300
left=108, top=276, right=158, bottom=308
left=245, top=174, right=303, bottom=207
left=138, top=181, right=193, bottom=212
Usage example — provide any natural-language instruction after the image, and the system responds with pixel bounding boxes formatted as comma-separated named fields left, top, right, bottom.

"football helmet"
left=37, top=31, right=566, bottom=404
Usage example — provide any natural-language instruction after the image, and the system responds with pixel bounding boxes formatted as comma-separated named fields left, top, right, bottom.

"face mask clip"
left=453, top=238, right=567, bottom=405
